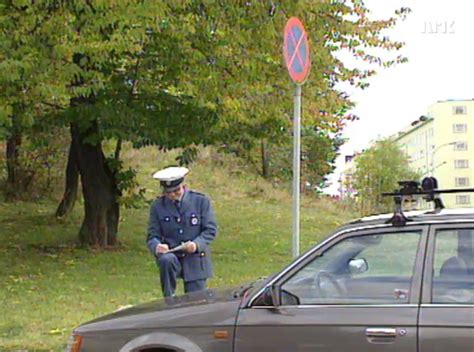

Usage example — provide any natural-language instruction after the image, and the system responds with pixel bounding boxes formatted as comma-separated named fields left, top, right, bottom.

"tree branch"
left=41, top=101, right=67, bottom=110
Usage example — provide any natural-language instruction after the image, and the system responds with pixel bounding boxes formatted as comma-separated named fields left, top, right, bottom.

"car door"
left=418, top=224, right=474, bottom=352
left=235, top=226, right=428, bottom=352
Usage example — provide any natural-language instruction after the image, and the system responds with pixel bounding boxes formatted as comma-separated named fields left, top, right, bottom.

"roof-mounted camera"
left=382, top=177, right=474, bottom=227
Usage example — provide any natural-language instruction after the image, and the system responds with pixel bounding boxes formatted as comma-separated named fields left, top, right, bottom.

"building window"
left=455, top=177, right=470, bottom=187
left=456, top=195, right=471, bottom=205
left=453, top=106, right=467, bottom=115
left=454, top=160, right=469, bottom=168
left=453, top=124, right=467, bottom=133
left=454, top=141, right=468, bottom=151
left=418, top=135, right=423, bottom=145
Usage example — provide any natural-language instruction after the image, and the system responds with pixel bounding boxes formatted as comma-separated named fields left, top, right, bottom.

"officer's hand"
left=184, top=241, right=197, bottom=254
left=156, top=244, right=169, bottom=255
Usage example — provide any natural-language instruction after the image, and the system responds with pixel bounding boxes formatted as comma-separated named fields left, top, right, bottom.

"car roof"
left=340, top=207, right=474, bottom=231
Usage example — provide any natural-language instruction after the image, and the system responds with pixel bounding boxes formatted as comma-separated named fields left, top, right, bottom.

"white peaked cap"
left=152, top=166, right=189, bottom=182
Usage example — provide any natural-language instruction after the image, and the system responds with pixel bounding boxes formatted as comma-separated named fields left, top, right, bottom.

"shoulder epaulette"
left=188, top=190, right=206, bottom=197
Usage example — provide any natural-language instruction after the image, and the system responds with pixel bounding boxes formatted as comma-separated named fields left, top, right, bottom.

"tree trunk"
left=55, top=133, right=79, bottom=218
left=114, top=137, right=122, bottom=161
left=71, top=122, right=120, bottom=247
left=5, top=119, right=24, bottom=200
left=6, top=131, right=21, bottom=185
left=261, top=139, right=270, bottom=179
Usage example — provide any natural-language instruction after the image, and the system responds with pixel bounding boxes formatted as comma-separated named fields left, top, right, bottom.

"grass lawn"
left=0, top=148, right=355, bottom=351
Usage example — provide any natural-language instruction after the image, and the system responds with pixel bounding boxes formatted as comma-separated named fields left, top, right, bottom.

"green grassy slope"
left=0, top=147, right=355, bottom=350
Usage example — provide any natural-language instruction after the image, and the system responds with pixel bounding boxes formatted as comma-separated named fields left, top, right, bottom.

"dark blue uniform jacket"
left=147, top=190, right=217, bottom=282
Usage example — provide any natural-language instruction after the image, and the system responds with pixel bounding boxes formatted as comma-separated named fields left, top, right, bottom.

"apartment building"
left=338, top=153, right=358, bottom=199
left=395, top=99, right=474, bottom=208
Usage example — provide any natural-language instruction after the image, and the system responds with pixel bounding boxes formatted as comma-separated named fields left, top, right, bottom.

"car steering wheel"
left=315, top=270, right=345, bottom=298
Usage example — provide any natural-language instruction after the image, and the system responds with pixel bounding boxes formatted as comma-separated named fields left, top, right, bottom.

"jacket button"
left=178, top=229, right=184, bottom=235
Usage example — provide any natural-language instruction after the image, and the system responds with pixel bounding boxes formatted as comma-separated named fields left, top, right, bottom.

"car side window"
left=432, top=229, right=474, bottom=304
left=281, top=231, right=421, bottom=305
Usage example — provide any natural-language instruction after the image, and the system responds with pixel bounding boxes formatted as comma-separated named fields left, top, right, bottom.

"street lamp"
left=430, top=141, right=457, bottom=175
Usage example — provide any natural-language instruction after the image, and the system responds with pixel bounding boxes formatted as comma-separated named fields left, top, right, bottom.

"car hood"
left=75, top=287, right=248, bottom=334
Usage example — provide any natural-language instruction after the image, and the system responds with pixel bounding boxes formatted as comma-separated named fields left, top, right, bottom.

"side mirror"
left=280, top=289, right=300, bottom=306
left=252, top=286, right=301, bottom=307
left=252, top=286, right=277, bottom=306
left=348, top=258, right=368, bottom=275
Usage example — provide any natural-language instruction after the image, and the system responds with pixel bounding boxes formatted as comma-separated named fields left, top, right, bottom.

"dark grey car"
left=67, top=209, right=474, bottom=351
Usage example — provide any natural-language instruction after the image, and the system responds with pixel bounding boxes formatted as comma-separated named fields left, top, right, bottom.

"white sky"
left=325, top=0, right=474, bottom=194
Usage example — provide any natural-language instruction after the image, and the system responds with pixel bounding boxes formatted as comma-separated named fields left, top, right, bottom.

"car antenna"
left=382, top=177, right=474, bottom=226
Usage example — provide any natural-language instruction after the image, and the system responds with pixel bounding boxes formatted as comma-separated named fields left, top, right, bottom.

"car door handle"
left=365, top=328, right=397, bottom=338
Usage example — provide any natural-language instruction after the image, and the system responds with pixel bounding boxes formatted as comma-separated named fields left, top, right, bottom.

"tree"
left=352, top=139, right=420, bottom=215
left=1, top=1, right=410, bottom=247
left=0, top=1, right=65, bottom=198
left=55, top=2, right=222, bottom=246
left=205, top=1, right=410, bottom=188
left=2, top=1, right=221, bottom=245
left=301, top=128, right=344, bottom=192
left=253, top=128, right=343, bottom=191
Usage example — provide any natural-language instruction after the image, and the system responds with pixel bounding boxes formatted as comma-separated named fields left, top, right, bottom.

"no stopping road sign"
left=283, top=17, right=311, bottom=84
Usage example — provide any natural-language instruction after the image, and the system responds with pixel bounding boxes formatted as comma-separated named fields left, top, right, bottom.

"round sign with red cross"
left=283, top=17, right=311, bottom=84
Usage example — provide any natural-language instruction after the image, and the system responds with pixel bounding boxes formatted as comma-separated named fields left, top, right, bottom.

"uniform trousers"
left=157, top=252, right=206, bottom=297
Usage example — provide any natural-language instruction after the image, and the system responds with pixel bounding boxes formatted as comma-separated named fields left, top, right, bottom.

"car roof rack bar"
left=382, top=177, right=474, bottom=227
left=382, top=188, right=474, bottom=196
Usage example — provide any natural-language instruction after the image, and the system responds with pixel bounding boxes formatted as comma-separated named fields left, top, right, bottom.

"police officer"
left=147, top=166, right=218, bottom=297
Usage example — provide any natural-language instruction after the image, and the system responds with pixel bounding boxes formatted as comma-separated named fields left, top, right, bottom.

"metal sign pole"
left=284, top=17, right=309, bottom=260
left=292, top=84, right=302, bottom=259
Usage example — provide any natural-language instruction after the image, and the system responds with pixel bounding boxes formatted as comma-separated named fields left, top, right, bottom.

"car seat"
left=437, top=256, right=472, bottom=303
left=440, top=256, right=468, bottom=278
